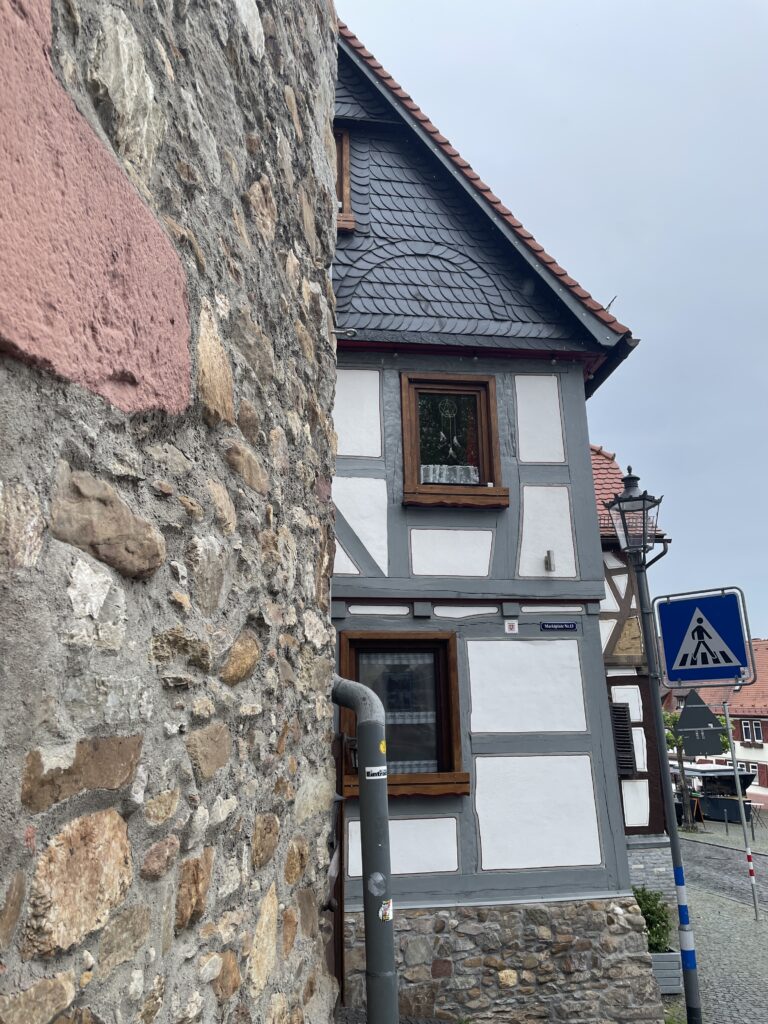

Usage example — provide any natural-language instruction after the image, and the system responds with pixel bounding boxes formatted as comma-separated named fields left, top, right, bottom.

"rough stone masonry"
left=0, top=1, right=339, bottom=1022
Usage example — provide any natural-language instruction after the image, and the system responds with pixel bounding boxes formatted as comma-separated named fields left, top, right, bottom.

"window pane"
left=418, top=392, right=480, bottom=485
left=754, top=721, right=763, bottom=741
left=358, top=650, right=439, bottom=773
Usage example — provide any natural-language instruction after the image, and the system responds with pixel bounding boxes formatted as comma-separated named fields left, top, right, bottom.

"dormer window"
left=401, top=372, right=509, bottom=508
left=334, top=129, right=356, bottom=232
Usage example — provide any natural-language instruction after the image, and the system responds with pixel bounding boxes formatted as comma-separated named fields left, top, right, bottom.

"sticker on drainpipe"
left=365, top=766, right=388, bottom=780
left=378, top=898, right=394, bottom=922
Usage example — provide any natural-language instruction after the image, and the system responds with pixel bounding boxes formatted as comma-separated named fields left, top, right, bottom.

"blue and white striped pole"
left=634, top=556, right=703, bottom=1024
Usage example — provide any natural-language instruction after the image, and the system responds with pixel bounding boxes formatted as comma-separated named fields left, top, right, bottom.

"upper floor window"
left=753, top=720, right=763, bottom=742
left=334, top=129, right=356, bottom=232
left=742, top=720, right=752, bottom=742
left=400, top=372, right=509, bottom=509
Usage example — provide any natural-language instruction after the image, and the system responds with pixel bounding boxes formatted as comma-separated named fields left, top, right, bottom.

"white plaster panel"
left=614, top=573, right=629, bottom=598
left=603, top=552, right=624, bottom=570
left=333, top=476, right=388, bottom=575
left=514, top=374, right=565, bottom=463
left=411, top=529, right=493, bottom=577
left=599, top=619, right=616, bottom=651
left=520, top=605, right=584, bottom=613
left=600, top=582, right=620, bottom=614
left=468, top=639, right=586, bottom=733
left=348, top=605, right=409, bottom=616
left=518, top=486, right=576, bottom=578
left=347, top=817, right=458, bottom=877
left=434, top=605, right=499, bottom=619
left=622, top=779, right=650, bottom=827
left=334, top=369, right=381, bottom=457
left=333, top=543, right=359, bottom=575
left=606, top=667, right=638, bottom=677
left=611, top=684, right=643, bottom=722
left=476, top=755, right=602, bottom=869
left=632, top=727, right=648, bottom=772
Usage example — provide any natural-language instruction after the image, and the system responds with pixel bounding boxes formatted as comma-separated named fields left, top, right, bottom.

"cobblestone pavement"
left=682, top=836, right=768, bottom=905
left=686, top=883, right=768, bottom=1024
left=680, top=839, right=768, bottom=1024
left=680, top=814, right=768, bottom=855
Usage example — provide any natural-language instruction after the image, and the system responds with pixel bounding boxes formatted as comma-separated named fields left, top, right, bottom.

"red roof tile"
left=590, top=444, right=626, bottom=537
left=703, top=640, right=768, bottom=717
left=338, top=22, right=632, bottom=338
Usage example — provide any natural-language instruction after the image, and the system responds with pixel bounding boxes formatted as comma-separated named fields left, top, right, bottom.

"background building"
left=331, top=24, right=663, bottom=1022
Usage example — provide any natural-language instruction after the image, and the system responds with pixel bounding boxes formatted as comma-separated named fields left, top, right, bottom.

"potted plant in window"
left=633, top=886, right=682, bottom=995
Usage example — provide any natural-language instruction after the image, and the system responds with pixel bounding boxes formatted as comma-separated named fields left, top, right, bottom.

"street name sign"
left=654, top=588, right=755, bottom=689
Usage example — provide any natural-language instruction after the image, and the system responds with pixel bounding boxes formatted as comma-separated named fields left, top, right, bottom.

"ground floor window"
left=338, top=631, right=469, bottom=797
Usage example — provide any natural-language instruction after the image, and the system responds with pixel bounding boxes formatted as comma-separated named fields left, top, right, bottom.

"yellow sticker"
left=379, top=739, right=387, bottom=754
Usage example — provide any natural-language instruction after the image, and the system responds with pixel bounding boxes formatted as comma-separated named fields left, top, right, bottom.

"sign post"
left=722, top=701, right=760, bottom=921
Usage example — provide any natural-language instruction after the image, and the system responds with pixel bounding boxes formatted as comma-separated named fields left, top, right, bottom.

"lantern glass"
left=605, top=470, right=662, bottom=558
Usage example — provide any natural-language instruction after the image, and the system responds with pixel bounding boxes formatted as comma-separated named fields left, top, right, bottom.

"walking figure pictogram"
left=672, top=608, right=739, bottom=671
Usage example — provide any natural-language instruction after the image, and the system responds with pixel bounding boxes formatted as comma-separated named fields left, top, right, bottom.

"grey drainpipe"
left=332, top=674, right=399, bottom=1024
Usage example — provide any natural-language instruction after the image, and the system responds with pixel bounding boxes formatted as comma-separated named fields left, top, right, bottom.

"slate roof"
left=338, top=22, right=631, bottom=339
left=702, top=640, right=768, bottom=717
left=334, top=121, right=585, bottom=345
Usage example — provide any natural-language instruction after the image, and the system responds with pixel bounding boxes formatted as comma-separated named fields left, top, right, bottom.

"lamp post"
left=605, top=469, right=703, bottom=1024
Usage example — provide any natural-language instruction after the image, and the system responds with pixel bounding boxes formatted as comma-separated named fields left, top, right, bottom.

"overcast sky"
left=338, top=0, right=768, bottom=637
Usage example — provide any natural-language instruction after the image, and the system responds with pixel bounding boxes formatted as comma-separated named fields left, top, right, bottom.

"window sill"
left=403, top=486, right=509, bottom=509
left=343, top=770, right=470, bottom=798
left=337, top=213, right=356, bottom=233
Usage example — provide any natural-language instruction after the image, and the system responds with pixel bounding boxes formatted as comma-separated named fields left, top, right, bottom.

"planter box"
left=651, top=951, right=683, bottom=995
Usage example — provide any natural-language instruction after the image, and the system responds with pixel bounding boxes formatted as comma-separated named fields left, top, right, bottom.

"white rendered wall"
left=333, top=543, right=359, bottom=575
left=410, top=529, right=493, bottom=577
left=334, top=369, right=381, bottom=457
left=611, top=684, right=643, bottom=722
left=434, top=605, right=499, bottom=619
left=333, top=476, right=388, bottom=575
left=518, top=486, right=576, bottom=578
left=347, top=817, right=459, bottom=877
left=632, top=727, right=648, bottom=772
left=468, top=639, right=586, bottom=733
left=476, top=755, right=602, bottom=869
left=514, top=374, right=565, bottom=463
left=622, top=779, right=650, bottom=828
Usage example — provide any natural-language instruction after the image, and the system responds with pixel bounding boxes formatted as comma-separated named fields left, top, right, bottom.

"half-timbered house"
left=330, top=24, right=663, bottom=1021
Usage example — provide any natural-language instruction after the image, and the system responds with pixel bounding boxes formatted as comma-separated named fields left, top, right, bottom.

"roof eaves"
left=338, top=22, right=634, bottom=355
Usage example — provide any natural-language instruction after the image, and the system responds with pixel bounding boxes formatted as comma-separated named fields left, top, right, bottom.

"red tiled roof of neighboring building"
left=591, top=444, right=625, bottom=537
left=338, top=22, right=631, bottom=338
left=703, top=640, right=768, bottom=717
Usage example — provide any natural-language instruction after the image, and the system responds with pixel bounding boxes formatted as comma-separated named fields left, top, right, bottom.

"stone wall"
left=344, top=898, right=664, bottom=1023
left=0, top=1, right=339, bottom=1022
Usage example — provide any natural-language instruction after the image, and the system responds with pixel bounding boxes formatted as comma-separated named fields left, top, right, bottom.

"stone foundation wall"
left=0, top=1, right=338, bottom=1022
left=344, top=898, right=664, bottom=1023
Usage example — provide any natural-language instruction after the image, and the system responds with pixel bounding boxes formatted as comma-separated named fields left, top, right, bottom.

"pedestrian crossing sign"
left=654, top=588, right=755, bottom=688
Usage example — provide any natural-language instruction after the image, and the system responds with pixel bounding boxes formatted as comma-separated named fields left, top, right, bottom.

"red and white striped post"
left=723, top=700, right=760, bottom=921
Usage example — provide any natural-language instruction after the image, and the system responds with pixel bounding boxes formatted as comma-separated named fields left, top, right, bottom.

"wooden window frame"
left=338, top=631, right=469, bottom=798
left=400, top=371, right=509, bottom=508
left=334, top=129, right=356, bottom=233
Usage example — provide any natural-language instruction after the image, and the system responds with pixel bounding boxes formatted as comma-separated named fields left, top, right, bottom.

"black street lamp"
left=605, top=470, right=702, bottom=1024
left=604, top=467, right=664, bottom=562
